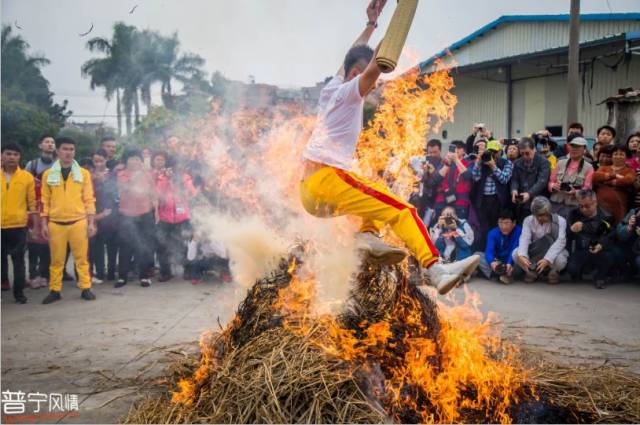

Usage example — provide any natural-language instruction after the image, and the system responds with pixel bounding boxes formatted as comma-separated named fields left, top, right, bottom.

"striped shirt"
left=471, top=160, right=513, bottom=195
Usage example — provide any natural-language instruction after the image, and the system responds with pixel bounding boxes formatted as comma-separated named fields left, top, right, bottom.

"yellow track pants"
left=300, top=166, right=439, bottom=268
left=48, top=219, right=91, bottom=291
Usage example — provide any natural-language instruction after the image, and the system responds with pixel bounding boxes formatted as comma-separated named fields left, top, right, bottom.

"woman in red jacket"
left=593, top=145, right=636, bottom=224
left=153, top=151, right=198, bottom=281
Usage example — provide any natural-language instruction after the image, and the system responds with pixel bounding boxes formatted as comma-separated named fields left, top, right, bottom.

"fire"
left=269, top=261, right=528, bottom=424
left=356, top=59, right=457, bottom=200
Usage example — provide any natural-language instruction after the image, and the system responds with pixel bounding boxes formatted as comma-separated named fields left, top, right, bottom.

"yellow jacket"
left=41, top=167, right=95, bottom=222
left=1, top=167, right=37, bottom=229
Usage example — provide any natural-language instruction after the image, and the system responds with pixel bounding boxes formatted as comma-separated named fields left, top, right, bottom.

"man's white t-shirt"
left=303, top=74, right=364, bottom=171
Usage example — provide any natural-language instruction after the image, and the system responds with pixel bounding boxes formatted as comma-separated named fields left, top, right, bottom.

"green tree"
left=1, top=25, right=71, bottom=161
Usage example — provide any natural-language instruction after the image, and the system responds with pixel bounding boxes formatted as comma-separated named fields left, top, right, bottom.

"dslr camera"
left=481, top=151, right=493, bottom=162
left=443, top=216, right=458, bottom=229
left=494, top=262, right=507, bottom=276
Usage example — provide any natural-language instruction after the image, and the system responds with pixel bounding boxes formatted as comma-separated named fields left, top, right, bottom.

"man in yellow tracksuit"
left=300, top=0, right=480, bottom=294
left=1, top=143, right=38, bottom=304
left=40, top=137, right=97, bottom=303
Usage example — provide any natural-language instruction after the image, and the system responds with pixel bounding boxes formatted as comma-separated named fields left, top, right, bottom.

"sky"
left=2, top=0, right=639, bottom=128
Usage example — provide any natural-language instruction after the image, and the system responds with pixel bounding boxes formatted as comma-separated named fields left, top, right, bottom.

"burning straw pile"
left=126, top=254, right=587, bottom=424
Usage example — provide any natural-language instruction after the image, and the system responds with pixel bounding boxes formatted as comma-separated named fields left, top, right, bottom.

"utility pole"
left=566, top=0, right=580, bottom=132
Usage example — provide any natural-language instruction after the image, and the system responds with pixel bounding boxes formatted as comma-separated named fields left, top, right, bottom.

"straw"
left=376, top=0, right=419, bottom=73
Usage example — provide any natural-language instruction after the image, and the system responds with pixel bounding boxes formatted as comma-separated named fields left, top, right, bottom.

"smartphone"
left=448, top=145, right=456, bottom=153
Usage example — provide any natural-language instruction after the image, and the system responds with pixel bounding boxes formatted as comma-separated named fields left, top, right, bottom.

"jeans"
left=118, top=212, right=155, bottom=282
left=1, top=227, right=27, bottom=298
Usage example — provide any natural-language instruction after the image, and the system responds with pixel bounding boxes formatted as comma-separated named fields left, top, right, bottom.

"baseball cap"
left=487, top=140, right=502, bottom=152
left=569, top=137, right=587, bottom=147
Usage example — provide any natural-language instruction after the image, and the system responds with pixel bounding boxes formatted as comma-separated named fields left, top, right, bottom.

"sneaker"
left=547, top=270, right=560, bottom=285
left=42, top=290, right=61, bottom=304
left=81, top=289, right=96, bottom=300
left=499, top=275, right=513, bottom=285
left=91, top=276, right=104, bottom=285
left=422, top=255, right=481, bottom=295
left=38, top=277, right=49, bottom=289
left=158, top=274, right=174, bottom=283
left=27, top=278, right=40, bottom=289
left=114, top=279, right=127, bottom=288
left=140, top=279, right=151, bottom=288
left=15, top=293, right=27, bottom=304
left=354, top=232, right=408, bottom=266
left=1, top=281, right=10, bottom=291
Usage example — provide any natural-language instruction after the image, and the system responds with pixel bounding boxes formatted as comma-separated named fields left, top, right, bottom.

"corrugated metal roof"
left=419, top=13, right=640, bottom=69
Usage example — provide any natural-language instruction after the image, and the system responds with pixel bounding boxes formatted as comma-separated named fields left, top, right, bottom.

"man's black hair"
left=450, top=140, right=466, bottom=149
left=39, top=134, right=55, bottom=142
left=1, top=142, right=22, bottom=155
left=101, top=136, right=116, bottom=144
left=597, top=125, right=616, bottom=138
left=426, top=139, right=442, bottom=150
left=55, top=137, right=76, bottom=148
left=94, top=148, right=108, bottom=158
left=343, top=45, right=374, bottom=77
left=498, top=208, right=516, bottom=221
left=568, top=122, right=584, bottom=133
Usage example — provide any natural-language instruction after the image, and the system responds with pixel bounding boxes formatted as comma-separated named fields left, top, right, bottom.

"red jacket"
left=156, top=173, right=197, bottom=224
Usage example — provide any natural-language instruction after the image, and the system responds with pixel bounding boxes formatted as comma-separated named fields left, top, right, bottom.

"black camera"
left=481, top=151, right=493, bottom=162
left=533, top=133, right=551, bottom=145
left=560, top=182, right=572, bottom=192
left=515, top=194, right=525, bottom=203
left=444, top=217, right=457, bottom=226
left=495, top=263, right=507, bottom=276
left=588, top=239, right=600, bottom=250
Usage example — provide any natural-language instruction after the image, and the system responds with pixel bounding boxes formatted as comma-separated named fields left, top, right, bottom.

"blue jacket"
left=485, top=225, right=522, bottom=265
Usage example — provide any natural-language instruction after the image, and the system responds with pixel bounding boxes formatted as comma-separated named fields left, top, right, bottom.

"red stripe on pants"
left=334, top=169, right=440, bottom=258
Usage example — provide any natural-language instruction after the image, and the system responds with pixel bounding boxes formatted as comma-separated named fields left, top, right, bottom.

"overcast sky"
left=3, top=0, right=639, bottom=127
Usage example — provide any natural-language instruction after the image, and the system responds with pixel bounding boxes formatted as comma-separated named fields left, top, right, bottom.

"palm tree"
left=82, top=23, right=140, bottom=135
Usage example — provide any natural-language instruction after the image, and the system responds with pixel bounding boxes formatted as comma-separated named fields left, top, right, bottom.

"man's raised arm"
left=336, top=0, right=387, bottom=77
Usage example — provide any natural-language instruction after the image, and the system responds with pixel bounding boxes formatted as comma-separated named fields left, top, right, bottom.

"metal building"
left=419, top=13, right=640, bottom=142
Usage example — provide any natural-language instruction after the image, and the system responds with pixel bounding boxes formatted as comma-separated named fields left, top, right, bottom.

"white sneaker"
left=422, top=255, right=481, bottom=295
left=91, top=277, right=104, bottom=285
left=354, top=232, right=407, bottom=266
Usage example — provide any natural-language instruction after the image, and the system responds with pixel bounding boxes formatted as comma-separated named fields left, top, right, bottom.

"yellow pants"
left=300, top=166, right=439, bottom=268
left=48, top=219, right=91, bottom=291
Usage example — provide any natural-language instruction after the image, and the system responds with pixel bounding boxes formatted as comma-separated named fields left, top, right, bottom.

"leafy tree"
left=1, top=25, right=71, bottom=161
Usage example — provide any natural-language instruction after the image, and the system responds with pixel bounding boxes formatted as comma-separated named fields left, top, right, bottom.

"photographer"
left=479, top=209, right=522, bottom=284
left=513, top=196, right=568, bottom=284
left=409, top=139, right=442, bottom=225
left=510, top=138, right=551, bottom=223
left=465, top=123, right=491, bottom=154
left=533, top=131, right=557, bottom=172
left=429, top=207, right=474, bottom=264
left=471, top=140, right=513, bottom=249
left=616, top=208, right=640, bottom=276
left=548, top=137, right=594, bottom=218
left=567, top=190, right=616, bottom=289
left=433, top=140, right=472, bottom=219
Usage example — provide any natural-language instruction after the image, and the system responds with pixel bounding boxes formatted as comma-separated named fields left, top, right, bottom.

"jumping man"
left=299, top=0, right=480, bottom=294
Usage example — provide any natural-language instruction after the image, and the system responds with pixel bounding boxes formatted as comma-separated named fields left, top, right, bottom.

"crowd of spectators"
left=1, top=135, right=231, bottom=305
left=410, top=123, right=640, bottom=288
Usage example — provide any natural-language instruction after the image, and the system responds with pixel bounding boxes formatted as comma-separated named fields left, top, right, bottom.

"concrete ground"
left=2, top=275, right=639, bottom=424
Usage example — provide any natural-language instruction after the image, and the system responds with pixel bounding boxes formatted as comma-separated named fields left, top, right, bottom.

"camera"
left=560, top=182, right=572, bottom=192
left=444, top=217, right=457, bottom=227
left=495, top=263, right=507, bottom=276
left=481, top=151, right=493, bottom=162
left=588, top=239, right=600, bottom=250
left=515, top=194, right=525, bottom=203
